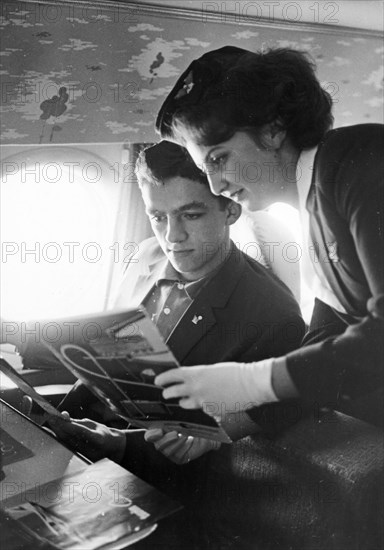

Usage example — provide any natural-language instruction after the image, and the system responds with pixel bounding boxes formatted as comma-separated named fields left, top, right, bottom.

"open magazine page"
left=41, top=308, right=231, bottom=443
left=1, top=458, right=180, bottom=550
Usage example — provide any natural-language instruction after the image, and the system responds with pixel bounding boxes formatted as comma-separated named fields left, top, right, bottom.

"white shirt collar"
left=296, top=147, right=347, bottom=315
left=296, top=146, right=318, bottom=208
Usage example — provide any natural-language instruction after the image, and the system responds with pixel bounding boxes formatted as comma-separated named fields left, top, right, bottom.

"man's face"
left=141, top=177, right=237, bottom=281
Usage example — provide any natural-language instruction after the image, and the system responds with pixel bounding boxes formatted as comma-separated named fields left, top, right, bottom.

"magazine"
left=1, top=458, right=181, bottom=550
left=31, top=307, right=232, bottom=443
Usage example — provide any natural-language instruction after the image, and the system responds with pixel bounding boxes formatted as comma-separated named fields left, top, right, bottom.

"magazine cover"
left=38, top=307, right=231, bottom=443
left=1, top=458, right=180, bottom=550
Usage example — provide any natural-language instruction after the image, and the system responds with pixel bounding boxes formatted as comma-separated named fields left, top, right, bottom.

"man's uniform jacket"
left=60, top=238, right=305, bottom=430
left=114, top=237, right=304, bottom=365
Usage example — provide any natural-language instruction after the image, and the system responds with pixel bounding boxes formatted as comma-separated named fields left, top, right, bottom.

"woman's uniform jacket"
left=286, top=124, right=384, bottom=414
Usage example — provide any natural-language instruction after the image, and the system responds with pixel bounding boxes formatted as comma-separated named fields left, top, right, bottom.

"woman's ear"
left=260, top=121, right=286, bottom=150
left=226, top=200, right=242, bottom=226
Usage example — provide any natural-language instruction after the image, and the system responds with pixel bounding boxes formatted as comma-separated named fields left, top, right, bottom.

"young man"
left=54, top=140, right=304, bottom=466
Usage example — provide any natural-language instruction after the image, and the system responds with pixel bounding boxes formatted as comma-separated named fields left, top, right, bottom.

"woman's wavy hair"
left=157, top=47, right=333, bottom=150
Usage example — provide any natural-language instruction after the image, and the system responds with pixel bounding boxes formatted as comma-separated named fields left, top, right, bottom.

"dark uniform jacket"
left=286, top=124, right=384, bottom=416
left=61, top=238, right=305, bottom=431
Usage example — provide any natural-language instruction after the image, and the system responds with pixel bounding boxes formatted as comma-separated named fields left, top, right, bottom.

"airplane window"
left=1, top=146, right=131, bottom=321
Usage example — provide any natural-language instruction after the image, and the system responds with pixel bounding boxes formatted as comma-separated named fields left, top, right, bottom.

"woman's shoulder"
left=319, top=124, right=384, bottom=157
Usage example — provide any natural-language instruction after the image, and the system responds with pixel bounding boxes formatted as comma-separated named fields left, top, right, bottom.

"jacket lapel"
left=306, top=183, right=354, bottom=314
left=167, top=247, right=246, bottom=363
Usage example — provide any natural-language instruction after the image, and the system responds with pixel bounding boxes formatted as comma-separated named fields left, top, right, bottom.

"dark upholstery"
left=203, top=411, right=383, bottom=549
left=125, top=410, right=383, bottom=550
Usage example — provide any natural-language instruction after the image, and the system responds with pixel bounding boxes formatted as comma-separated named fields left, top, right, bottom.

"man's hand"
left=155, top=361, right=279, bottom=416
left=46, top=413, right=127, bottom=464
left=144, top=429, right=220, bottom=464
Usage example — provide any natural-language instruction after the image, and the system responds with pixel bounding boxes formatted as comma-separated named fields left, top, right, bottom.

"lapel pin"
left=327, top=242, right=340, bottom=262
left=192, top=315, right=203, bottom=325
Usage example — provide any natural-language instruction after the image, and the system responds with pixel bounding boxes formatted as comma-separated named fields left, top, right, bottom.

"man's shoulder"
left=121, top=236, right=165, bottom=278
left=238, top=247, right=283, bottom=282
left=114, top=237, right=166, bottom=307
left=231, top=247, right=300, bottom=309
left=129, top=236, right=164, bottom=268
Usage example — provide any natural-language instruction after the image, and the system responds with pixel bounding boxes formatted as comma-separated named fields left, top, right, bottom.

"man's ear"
left=259, top=121, right=286, bottom=150
left=225, top=200, right=242, bottom=226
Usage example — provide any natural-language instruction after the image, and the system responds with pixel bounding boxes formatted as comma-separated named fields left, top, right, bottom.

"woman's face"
left=186, top=131, right=286, bottom=211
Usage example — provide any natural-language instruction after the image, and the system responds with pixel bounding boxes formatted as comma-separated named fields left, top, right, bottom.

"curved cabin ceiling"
left=0, top=0, right=383, bottom=144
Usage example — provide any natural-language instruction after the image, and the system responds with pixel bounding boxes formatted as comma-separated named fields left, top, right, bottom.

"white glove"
left=145, top=429, right=221, bottom=464
left=155, top=360, right=278, bottom=415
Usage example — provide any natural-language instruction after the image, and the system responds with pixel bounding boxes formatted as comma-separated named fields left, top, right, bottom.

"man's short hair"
left=136, top=140, right=231, bottom=209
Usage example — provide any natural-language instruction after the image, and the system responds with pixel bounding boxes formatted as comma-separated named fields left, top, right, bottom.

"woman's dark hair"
left=136, top=140, right=230, bottom=207
left=157, top=46, right=333, bottom=151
